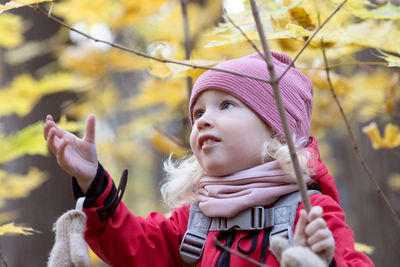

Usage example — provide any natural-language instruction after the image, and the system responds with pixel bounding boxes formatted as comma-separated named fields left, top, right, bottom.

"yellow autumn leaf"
left=134, top=0, right=222, bottom=43
left=285, top=23, right=311, bottom=39
left=0, top=168, right=46, bottom=205
left=129, top=78, right=187, bottom=110
left=5, top=29, right=68, bottom=65
left=146, top=41, right=175, bottom=78
left=332, top=20, right=400, bottom=53
left=387, top=173, right=400, bottom=191
left=119, top=110, right=176, bottom=137
left=205, top=1, right=399, bottom=55
left=167, top=59, right=220, bottom=80
left=376, top=49, right=400, bottom=67
left=383, top=73, right=399, bottom=115
left=0, top=222, right=38, bottom=236
left=0, top=0, right=51, bottom=13
left=150, top=129, right=188, bottom=158
left=59, top=46, right=111, bottom=76
left=344, top=70, right=392, bottom=121
left=0, top=117, right=84, bottom=164
left=354, top=242, right=374, bottom=255
left=343, top=1, right=400, bottom=20
left=108, top=48, right=149, bottom=71
left=307, top=69, right=352, bottom=96
left=289, top=6, right=316, bottom=30
left=0, top=72, right=88, bottom=117
left=114, top=0, right=170, bottom=26
left=328, top=0, right=373, bottom=12
left=53, top=0, right=121, bottom=26
left=0, top=13, right=23, bottom=48
left=362, top=122, right=400, bottom=149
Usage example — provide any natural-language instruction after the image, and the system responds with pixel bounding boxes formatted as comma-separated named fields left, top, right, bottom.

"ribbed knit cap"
left=189, top=52, right=314, bottom=140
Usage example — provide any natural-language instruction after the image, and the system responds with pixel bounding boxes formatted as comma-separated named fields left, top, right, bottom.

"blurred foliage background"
left=0, top=0, right=399, bottom=266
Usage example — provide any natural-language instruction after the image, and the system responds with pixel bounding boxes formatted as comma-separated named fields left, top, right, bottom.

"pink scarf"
left=197, top=160, right=299, bottom=218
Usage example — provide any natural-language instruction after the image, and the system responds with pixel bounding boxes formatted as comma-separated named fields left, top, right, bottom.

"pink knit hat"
left=189, top=52, right=314, bottom=140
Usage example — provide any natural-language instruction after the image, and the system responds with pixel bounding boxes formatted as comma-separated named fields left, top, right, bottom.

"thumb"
left=83, top=114, right=96, bottom=144
left=294, top=209, right=308, bottom=246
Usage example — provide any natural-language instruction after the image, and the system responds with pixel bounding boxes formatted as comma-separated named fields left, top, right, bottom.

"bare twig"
left=320, top=38, right=400, bottom=230
left=0, top=249, right=9, bottom=267
left=277, top=0, right=348, bottom=83
left=327, top=61, right=388, bottom=69
left=180, top=0, right=194, bottom=97
left=249, top=0, right=311, bottom=212
left=32, top=4, right=274, bottom=85
left=214, top=237, right=269, bottom=267
left=224, top=13, right=262, bottom=55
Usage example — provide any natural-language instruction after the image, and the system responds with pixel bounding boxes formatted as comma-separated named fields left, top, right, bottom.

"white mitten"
left=47, top=207, right=90, bottom=267
left=270, top=236, right=327, bottom=267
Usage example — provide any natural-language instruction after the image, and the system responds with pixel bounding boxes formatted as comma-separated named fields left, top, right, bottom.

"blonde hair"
left=160, top=136, right=316, bottom=210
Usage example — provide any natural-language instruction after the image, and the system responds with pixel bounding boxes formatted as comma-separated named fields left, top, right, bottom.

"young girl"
left=44, top=52, right=374, bottom=266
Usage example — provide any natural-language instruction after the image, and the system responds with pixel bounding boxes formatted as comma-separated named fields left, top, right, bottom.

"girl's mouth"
left=198, top=135, right=221, bottom=149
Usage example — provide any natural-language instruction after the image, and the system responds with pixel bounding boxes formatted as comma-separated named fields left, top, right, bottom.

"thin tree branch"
left=180, top=0, right=194, bottom=98
left=224, top=12, right=262, bottom=55
left=327, top=61, right=388, bottom=69
left=214, top=237, right=269, bottom=267
left=249, top=0, right=311, bottom=212
left=32, top=4, right=274, bottom=85
left=0, top=249, right=9, bottom=267
left=277, top=0, right=348, bottom=83
left=320, top=38, right=400, bottom=230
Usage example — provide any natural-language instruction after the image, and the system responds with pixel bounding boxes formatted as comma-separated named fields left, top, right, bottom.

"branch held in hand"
left=214, top=237, right=269, bottom=267
left=249, top=0, right=311, bottom=212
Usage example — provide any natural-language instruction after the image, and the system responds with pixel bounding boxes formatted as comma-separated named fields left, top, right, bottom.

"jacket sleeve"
left=72, top=163, right=190, bottom=267
left=295, top=194, right=374, bottom=267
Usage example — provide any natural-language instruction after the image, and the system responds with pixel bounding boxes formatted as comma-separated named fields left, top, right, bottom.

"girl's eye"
left=220, top=101, right=235, bottom=110
left=193, top=109, right=204, bottom=120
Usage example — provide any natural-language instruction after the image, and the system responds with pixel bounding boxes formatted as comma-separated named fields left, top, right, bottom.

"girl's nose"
left=196, top=114, right=214, bottom=130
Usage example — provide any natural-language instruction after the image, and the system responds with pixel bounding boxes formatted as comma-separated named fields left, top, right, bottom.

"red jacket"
left=79, top=137, right=374, bottom=266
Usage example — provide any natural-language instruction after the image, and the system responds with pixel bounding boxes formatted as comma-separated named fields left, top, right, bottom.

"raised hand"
left=294, top=206, right=335, bottom=264
left=44, top=114, right=98, bottom=193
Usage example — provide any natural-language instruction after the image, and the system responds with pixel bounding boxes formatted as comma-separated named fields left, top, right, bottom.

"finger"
left=57, top=136, right=71, bottom=168
left=43, top=120, right=54, bottom=140
left=46, top=114, right=54, bottom=122
left=294, top=209, right=308, bottom=246
left=44, top=120, right=67, bottom=141
left=307, top=228, right=331, bottom=246
left=83, top=114, right=96, bottom=144
left=310, top=237, right=335, bottom=254
left=47, top=128, right=58, bottom=154
left=308, top=206, right=323, bottom=221
left=305, top=217, right=326, bottom=236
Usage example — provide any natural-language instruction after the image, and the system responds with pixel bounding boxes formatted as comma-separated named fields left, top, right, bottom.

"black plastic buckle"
left=180, top=231, right=207, bottom=263
left=269, top=225, right=293, bottom=245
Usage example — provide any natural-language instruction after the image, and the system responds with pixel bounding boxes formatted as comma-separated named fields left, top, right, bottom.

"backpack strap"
left=180, top=203, right=211, bottom=264
left=269, top=189, right=321, bottom=246
left=180, top=190, right=321, bottom=264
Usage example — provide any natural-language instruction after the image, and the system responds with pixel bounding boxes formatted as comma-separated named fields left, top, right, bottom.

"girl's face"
left=190, top=90, right=271, bottom=177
